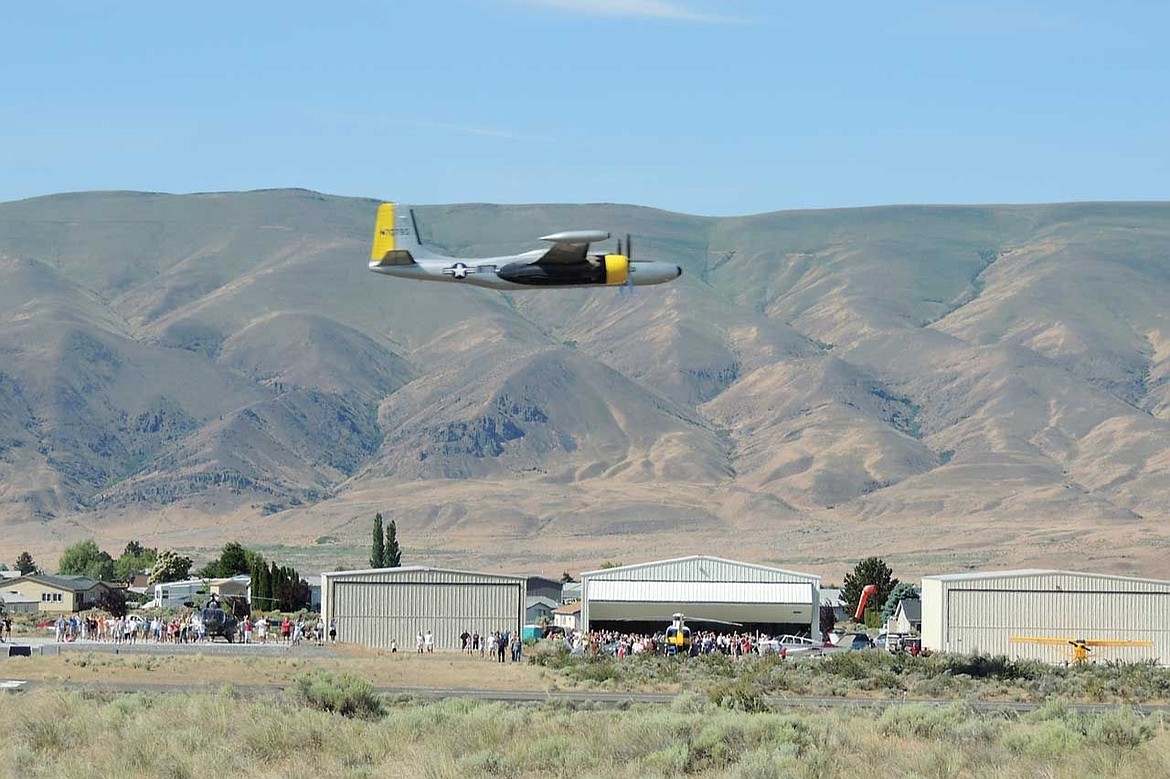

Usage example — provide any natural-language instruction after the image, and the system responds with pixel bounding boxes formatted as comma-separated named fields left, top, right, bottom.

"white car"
left=758, top=634, right=822, bottom=656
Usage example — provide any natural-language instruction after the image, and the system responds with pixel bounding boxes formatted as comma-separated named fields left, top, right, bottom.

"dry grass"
left=1, top=688, right=1169, bottom=778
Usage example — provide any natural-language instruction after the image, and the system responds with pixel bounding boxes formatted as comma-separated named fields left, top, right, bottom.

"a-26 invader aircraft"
left=369, top=203, right=682, bottom=290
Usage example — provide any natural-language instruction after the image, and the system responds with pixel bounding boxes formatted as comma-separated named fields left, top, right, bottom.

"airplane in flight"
left=369, top=203, right=682, bottom=290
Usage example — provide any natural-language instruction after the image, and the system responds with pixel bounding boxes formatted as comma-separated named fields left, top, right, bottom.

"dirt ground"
left=0, top=644, right=561, bottom=692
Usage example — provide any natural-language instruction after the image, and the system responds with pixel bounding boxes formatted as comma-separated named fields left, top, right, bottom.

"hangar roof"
left=924, top=569, right=1170, bottom=586
left=581, top=555, right=819, bottom=584
left=321, top=566, right=525, bottom=582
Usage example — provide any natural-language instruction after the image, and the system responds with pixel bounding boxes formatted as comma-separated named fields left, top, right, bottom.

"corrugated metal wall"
left=924, top=572, right=1170, bottom=665
left=324, top=568, right=524, bottom=651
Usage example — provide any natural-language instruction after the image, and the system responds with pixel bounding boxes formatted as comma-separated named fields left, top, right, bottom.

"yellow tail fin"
left=370, top=203, right=396, bottom=261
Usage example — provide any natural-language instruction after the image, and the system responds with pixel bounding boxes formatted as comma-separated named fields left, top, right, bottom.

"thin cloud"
left=410, top=119, right=548, bottom=143
left=518, top=0, right=738, bottom=24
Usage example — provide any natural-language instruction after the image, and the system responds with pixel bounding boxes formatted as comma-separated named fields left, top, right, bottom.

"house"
left=0, top=590, right=39, bottom=615
left=526, top=596, right=559, bottom=625
left=553, top=601, right=582, bottom=631
left=891, top=598, right=922, bottom=634
left=2, top=574, right=112, bottom=613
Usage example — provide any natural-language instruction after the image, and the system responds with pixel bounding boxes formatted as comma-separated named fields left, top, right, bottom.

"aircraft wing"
left=534, top=230, right=610, bottom=265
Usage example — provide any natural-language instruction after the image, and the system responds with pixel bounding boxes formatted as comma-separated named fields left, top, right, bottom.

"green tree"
left=95, top=588, right=128, bottom=618
left=881, top=582, right=921, bottom=622
left=249, top=557, right=264, bottom=610
left=15, top=551, right=36, bottom=575
left=58, top=540, right=116, bottom=581
left=560, top=571, right=576, bottom=583
left=370, top=513, right=385, bottom=568
left=384, top=519, right=401, bottom=567
left=219, top=542, right=250, bottom=577
left=840, top=557, right=899, bottom=623
left=198, top=541, right=252, bottom=580
left=114, top=543, right=157, bottom=581
left=149, top=549, right=193, bottom=585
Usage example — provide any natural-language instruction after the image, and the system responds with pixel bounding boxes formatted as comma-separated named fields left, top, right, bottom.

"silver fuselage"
left=369, top=250, right=683, bottom=289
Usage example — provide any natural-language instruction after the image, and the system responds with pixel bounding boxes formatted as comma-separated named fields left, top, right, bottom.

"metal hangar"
left=581, top=555, right=820, bottom=638
left=320, top=566, right=526, bottom=651
left=921, top=569, right=1170, bottom=665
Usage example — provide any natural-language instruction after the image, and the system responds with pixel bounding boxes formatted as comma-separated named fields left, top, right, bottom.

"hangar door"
left=945, top=588, right=1170, bottom=662
left=333, top=580, right=522, bottom=651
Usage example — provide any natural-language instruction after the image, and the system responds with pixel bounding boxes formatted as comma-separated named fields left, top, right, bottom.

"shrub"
left=292, top=670, right=382, bottom=719
left=706, top=680, right=768, bottom=713
left=1081, top=711, right=1155, bottom=749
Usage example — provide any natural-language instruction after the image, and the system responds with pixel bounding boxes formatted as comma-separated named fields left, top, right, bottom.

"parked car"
left=758, top=634, right=822, bottom=656
left=832, top=632, right=875, bottom=650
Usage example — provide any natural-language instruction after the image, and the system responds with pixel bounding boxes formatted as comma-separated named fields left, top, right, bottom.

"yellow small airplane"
left=1010, top=635, right=1153, bottom=664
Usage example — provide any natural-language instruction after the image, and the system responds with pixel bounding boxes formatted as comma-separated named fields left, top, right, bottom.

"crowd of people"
left=566, top=629, right=776, bottom=658
left=39, top=610, right=338, bottom=646
left=456, top=629, right=524, bottom=662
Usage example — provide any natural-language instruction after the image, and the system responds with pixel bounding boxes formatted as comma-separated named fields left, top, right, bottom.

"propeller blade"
left=626, top=233, right=632, bottom=259
left=617, top=238, right=623, bottom=255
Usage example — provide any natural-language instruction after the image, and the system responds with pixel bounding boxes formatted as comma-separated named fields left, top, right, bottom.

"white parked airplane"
left=368, top=203, right=682, bottom=290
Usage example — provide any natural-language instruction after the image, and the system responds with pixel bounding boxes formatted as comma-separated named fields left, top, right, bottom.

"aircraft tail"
left=370, top=202, right=438, bottom=266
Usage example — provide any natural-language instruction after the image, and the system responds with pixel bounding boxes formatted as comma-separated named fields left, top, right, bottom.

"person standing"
left=416, top=631, right=424, bottom=653
left=329, top=618, right=337, bottom=643
left=424, top=630, right=434, bottom=653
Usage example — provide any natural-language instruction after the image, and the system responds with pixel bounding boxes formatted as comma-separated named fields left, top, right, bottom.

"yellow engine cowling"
left=604, top=254, right=630, bottom=286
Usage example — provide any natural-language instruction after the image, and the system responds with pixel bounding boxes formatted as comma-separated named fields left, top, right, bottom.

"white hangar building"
left=922, top=569, right=1170, bottom=665
left=581, top=556, right=820, bottom=638
left=321, top=566, right=526, bottom=651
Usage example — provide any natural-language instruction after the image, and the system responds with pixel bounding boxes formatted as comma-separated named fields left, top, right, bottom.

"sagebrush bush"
left=292, top=669, right=383, bottom=719
left=3, top=688, right=1170, bottom=778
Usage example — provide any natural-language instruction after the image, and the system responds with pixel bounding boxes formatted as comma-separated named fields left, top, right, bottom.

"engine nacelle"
left=604, top=254, right=630, bottom=286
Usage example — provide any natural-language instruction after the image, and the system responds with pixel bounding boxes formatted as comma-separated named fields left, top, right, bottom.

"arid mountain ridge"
left=2, top=189, right=1169, bottom=580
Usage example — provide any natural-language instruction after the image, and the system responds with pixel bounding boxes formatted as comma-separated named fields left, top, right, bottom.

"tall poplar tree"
left=371, top=512, right=386, bottom=568
left=385, top=519, right=402, bottom=567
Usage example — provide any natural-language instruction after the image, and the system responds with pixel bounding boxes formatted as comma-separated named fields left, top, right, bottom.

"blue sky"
left=3, top=1, right=1168, bottom=215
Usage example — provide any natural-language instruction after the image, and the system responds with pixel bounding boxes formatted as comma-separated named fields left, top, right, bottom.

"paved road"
left=4, top=637, right=333, bottom=658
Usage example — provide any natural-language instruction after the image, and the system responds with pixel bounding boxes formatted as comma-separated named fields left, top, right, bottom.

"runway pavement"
left=4, top=635, right=334, bottom=657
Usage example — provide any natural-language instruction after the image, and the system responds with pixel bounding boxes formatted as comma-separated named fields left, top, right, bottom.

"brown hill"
left=1, top=191, right=1169, bottom=580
